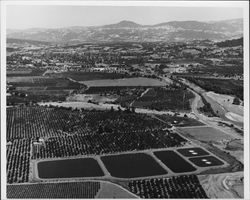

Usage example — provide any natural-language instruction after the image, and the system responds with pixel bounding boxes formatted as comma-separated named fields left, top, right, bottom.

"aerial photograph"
left=2, top=2, right=248, bottom=199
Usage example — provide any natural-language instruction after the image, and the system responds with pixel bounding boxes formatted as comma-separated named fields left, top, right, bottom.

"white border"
left=1, top=1, right=249, bottom=200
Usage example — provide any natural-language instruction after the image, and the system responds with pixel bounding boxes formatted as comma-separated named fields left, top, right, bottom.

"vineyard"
left=7, top=181, right=101, bottom=198
left=128, top=175, right=208, bottom=198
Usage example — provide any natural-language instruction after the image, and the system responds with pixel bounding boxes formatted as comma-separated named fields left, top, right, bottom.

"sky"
left=6, top=5, right=243, bottom=29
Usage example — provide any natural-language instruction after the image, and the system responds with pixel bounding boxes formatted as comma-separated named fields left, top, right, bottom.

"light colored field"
left=180, top=126, right=232, bottom=142
left=66, top=94, right=117, bottom=103
left=96, top=182, right=138, bottom=198
left=206, top=92, right=243, bottom=116
left=81, top=77, right=166, bottom=87
left=225, top=112, right=243, bottom=123
left=7, top=76, right=46, bottom=83
left=7, top=70, right=32, bottom=74
left=198, top=172, right=243, bottom=199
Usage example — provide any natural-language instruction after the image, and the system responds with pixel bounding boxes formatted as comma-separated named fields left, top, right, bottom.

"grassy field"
left=82, top=77, right=166, bottom=87
left=48, top=71, right=134, bottom=81
left=179, top=126, right=232, bottom=142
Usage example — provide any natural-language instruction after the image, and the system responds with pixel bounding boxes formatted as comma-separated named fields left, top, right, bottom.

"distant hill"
left=7, top=38, right=51, bottom=45
left=7, top=18, right=243, bottom=44
left=216, top=37, right=243, bottom=47
left=102, top=20, right=142, bottom=29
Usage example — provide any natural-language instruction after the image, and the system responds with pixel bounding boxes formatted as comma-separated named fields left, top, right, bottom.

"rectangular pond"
left=177, top=147, right=210, bottom=157
left=101, top=153, right=167, bottom=178
left=37, top=158, right=104, bottom=179
left=154, top=150, right=197, bottom=173
left=189, top=156, right=224, bottom=167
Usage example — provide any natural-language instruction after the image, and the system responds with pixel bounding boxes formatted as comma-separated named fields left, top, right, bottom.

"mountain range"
left=7, top=18, right=243, bottom=44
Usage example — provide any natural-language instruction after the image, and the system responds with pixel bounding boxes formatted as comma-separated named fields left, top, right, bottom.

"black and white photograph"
left=1, top=1, right=249, bottom=199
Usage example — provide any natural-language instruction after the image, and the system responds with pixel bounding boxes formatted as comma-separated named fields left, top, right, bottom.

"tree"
left=232, top=97, right=240, bottom=105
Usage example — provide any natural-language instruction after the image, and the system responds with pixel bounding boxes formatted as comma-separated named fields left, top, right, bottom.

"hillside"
left=7, top=19, right=243, bottom=44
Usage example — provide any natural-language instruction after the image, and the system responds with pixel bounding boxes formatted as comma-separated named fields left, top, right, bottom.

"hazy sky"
left=7, top=6, right=243, bottom=29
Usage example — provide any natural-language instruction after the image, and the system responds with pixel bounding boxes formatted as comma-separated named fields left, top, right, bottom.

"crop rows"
left=132, top=87, right=194, bottom=111
left=7, top=139, right=31, bottom=184
left=128, top=175, right=208, bottom=198
left=7, top=106, right=165, bottom=141
left=32, top=129, right=187, bottom=159
left=7, top=181, right=101, bottom=198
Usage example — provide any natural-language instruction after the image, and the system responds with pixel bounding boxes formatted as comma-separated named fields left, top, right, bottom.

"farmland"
left=7, top=182, right=101, bottom=198
left=48, top=71, right=135, bottom=81
left=7, top=77, right=85, bottom=104
left=132, top=87, right=194, bottom=111
left=7, top=106, right=167, bottom=140
left=7, top=69, right=46, bottom=77
left=6, top=106, right=189, bottom=184
left=179, top=126, right=233, bottom=142
left=128, top=175, right=208, bottom=198
left=81, top=77, right=166, bottom=87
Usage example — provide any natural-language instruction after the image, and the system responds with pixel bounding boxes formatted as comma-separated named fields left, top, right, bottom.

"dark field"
left=7, top=69, right=46, bottom=77
left=154, top=150, right=197, bottom=173
left=177, top=147, right=210, bottom=157
left=189, top=156, right=224, bottom=167
left=38, top=158, right=104, bottom=179
left=7, top=181, right=101, bottom=198
left=101, top=153, right=167, bottom=178
left=48, top=71, right=133, bottom=81
left=155, top=114, right=204, bottom=127
left=132, top=87, right=194, bottom=111
left=8, top=77, right=83, bottom=90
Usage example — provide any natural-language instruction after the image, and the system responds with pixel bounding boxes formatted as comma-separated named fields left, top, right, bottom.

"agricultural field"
left=8, top=77, right=83, bottom=90
left=101, top=153, right=167, bottom=178
left=7, top=181, right=101, bottom=198
left=7, top=69, right=46, bottom=77
left=48, top=71, right=134, bottom=81
left=7, top=106, right=167, bottom=140
left=81, top=77, right=166, bottom=87
left=38, top=158, right=104, bottom=179
left=7, top=77, right=85, bottom=104
left=128, top=175, right=208, bottom=198
left=132, top=87, right=194, bottom=111
left=32, top=129, right=186, bottom=159
left=7, top=139, right=31, bottom=184
left=179, top=126, right=233, bottom=143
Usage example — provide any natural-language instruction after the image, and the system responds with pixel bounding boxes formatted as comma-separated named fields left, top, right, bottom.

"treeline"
left=216, top=37, right=243, bottom=47
left=186, top=77, right=243, bottom=100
